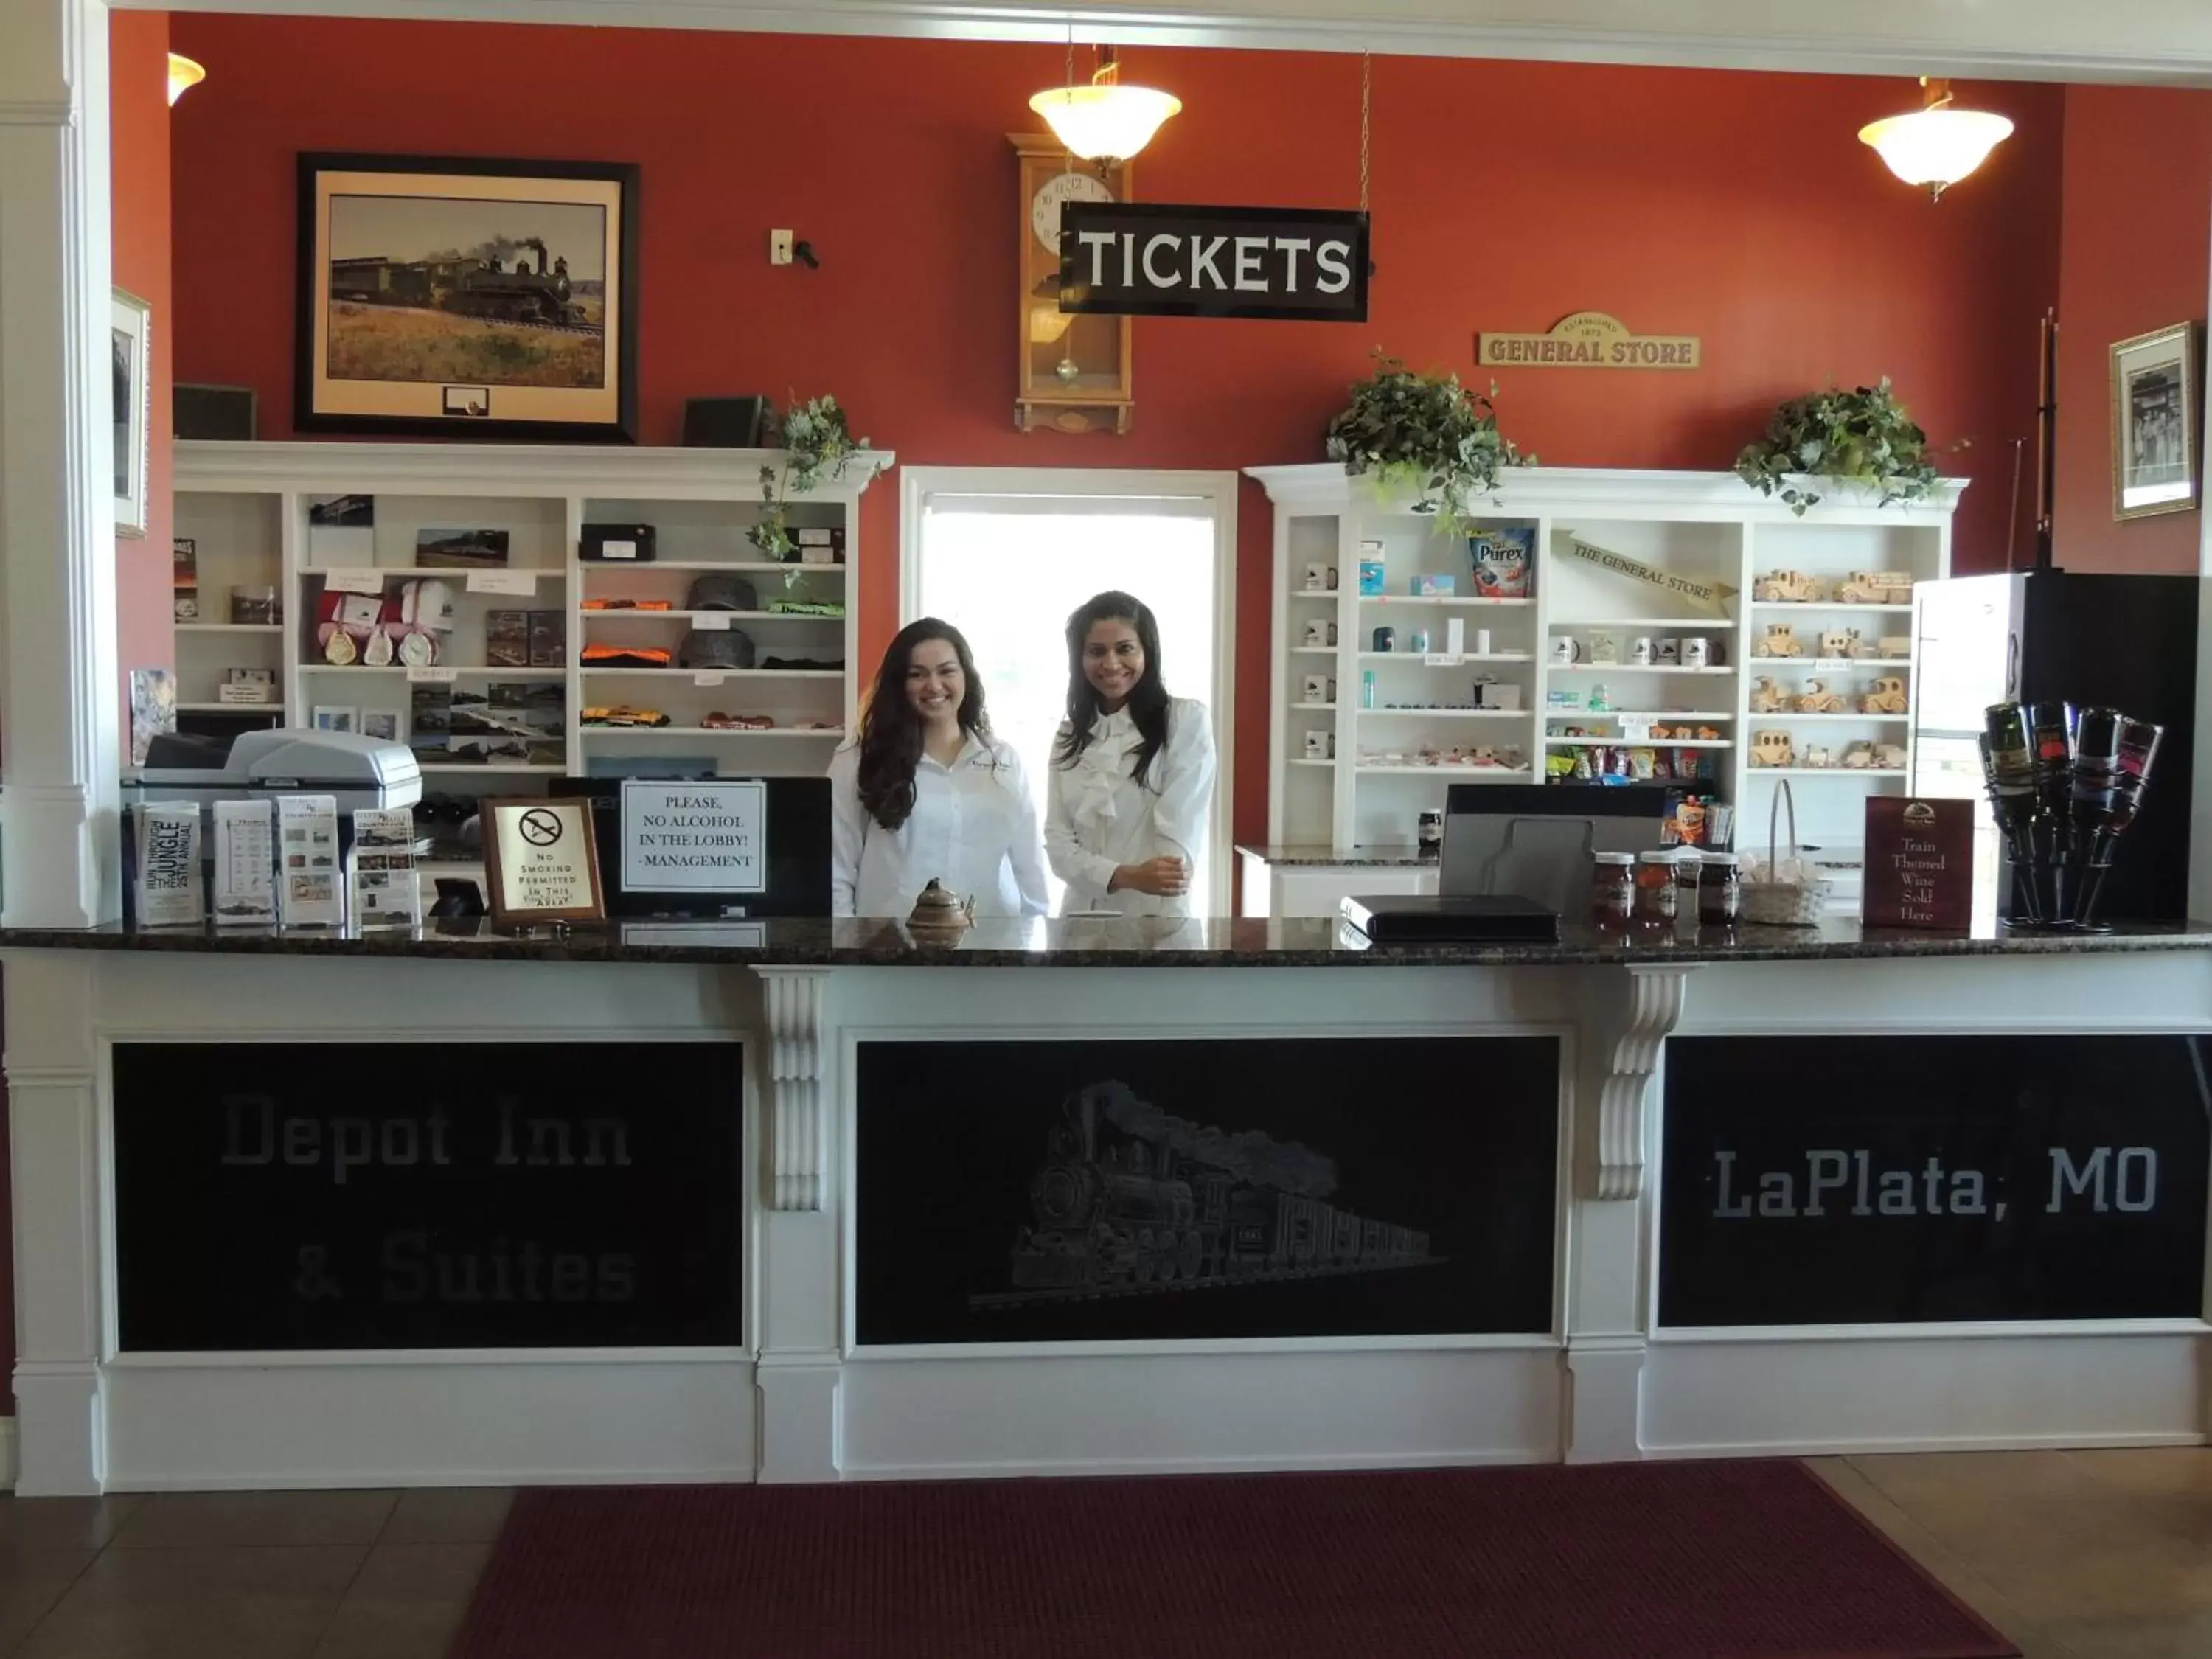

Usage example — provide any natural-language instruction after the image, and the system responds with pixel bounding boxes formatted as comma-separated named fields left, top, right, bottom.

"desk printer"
left=126, top=728, right=422, bottom=815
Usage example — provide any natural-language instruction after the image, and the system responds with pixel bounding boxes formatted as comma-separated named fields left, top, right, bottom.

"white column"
left=752, top=967, right=841, bottom=1481
left=4, top=953, right=107, bottom=1494
left=1563, top=963, right=1696, bottom=1464
left=0, top=0, right=122, bottom=927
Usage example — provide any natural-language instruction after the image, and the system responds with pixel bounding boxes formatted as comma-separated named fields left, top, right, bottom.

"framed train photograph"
left=853, top=1034, right=1562, bottom=1346
left=294, top=152, right=640, bottom=442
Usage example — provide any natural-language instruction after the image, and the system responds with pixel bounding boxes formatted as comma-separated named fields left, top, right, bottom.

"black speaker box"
left=682, top=396, right=771, bottom=448
left=175, top=383, right=257, bottom=442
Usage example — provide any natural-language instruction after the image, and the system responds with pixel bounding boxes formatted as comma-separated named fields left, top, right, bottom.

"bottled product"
left=1591, top=851, right=1634, bottom=929
left=1699, top=852, right=1741, bottom=926
left=1633, top=850, right=1677, bottom=928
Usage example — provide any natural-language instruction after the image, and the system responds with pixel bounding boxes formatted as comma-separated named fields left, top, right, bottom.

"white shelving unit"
left=1248, top=465, right=1961, bottom=855
left=175, top=442, right=893, bottom=795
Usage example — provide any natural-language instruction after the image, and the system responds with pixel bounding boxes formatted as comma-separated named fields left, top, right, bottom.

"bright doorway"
left=899, top=468, right=1237, bottom=917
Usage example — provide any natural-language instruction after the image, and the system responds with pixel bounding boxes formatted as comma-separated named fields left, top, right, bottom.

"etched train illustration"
left=328, top=237, right=591, bottom=329
left=975, top=1080, right=1438, bottom=1308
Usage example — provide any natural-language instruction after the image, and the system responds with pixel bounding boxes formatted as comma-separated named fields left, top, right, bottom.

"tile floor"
left=0, top=1450, right=2200, bottom=1655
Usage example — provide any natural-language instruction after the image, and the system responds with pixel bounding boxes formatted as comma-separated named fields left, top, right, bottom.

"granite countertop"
left=1236, top=844, right=1439, bottom=868
left=4, top=915, right=2211, bottom=967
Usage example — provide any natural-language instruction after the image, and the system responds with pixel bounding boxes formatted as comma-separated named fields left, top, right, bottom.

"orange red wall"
left=168, top=15, right=2077, bottom=844
left=112, top=10, right=175, bottom=700
left=2052, top=86, right=2212, bottom=573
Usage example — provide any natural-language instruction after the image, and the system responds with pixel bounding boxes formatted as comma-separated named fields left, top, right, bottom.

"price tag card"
left=691, top=612, right=732, bottom=630
left=692, top=672, right=727, bottom=688
left=1423, top=653, right=1462, bottom=667
left=322, top=569, right=386, bottom=596
left=406, top=666, right=459, bottom=685
left=466, top=570, right=539, bottom=595
left=1617, top=718, right=1654, bottom=741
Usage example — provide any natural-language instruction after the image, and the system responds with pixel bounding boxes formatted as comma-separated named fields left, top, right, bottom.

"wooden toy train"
left=975, top=1081, right=1437, bottom=1309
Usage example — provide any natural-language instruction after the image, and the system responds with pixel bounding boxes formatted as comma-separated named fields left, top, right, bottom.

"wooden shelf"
left=1293, top=703, right=1339, bottom=712
left=1288, top=758, right=1338, bottom=768
left=1355, top=765, right=1534, bottom=778
left=1545, top=737, right=1735, bottom=750
left=1360, top=708, right=1528, bottom=719
left=1750, top=600, right=1913, bottom=614
left=579, top=667, right=842, bottom=681
left=1548, top=616, right=1732, bottom=630
left=595, top=560, right=846, bottom=574
left=1546, top=664, right=1735, bottom=676
left=1546, top=710, right=1734, bottom=720
left=297, top=666, right=566, bottom=680
left=175, top=701, right=280, bottom=713
left=1357, top=595, right=1534, bottom=608
left=417, top=762, right=567, bottom=774
left=1761, top=712, right=1912, bottom=723
left=1747, top=767, right=1910, bottom=778
left=301, top=566, right=562, bottom=581
left=1358, top=651, right=1534, bottom=664
left=176, top=623, right=284, bottom=635
left=1290, top=646, right=1337, bottom=655
left=578, top=726, right=844, bottom=738
left=579, top=608, right=841, bottom=622
left=1751, top=658, right=1913, bottom=669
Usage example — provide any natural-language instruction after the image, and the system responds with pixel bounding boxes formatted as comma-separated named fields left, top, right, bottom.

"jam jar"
left=1591, top=851, right=1634, bottom=930
left=1632, top=849, right=1677, bottom=929
left=1699, top=852, right=1742, bottom=928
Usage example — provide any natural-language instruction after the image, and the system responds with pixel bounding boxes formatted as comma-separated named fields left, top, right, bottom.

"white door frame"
left=898, top=465, right=1239, bottom=916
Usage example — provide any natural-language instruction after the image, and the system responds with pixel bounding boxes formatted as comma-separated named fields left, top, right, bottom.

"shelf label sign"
left=622, top=780, right=768, bottom=894
left=1058, top=203, right=1369, bottom=321
left=1477, top=311, right=1700, bottom=370
left=323, top=568, right=385, bottom=596
left=465, top=570, right=538, bottom=595
left=1562, top=537, right=1736, bottom=617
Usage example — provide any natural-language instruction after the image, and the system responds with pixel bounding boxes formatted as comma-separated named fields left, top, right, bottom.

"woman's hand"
left=1108, top=856, right=1189, bottom=897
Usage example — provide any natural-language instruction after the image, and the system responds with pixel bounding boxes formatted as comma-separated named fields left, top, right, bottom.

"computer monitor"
left=1439, top=784, right=1687, bottom=915
left=549, top=775, right=832, bottom=917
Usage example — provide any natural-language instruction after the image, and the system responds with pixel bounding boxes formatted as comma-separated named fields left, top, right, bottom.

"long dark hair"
left=1054, top=591, right=1170, bottom=790
left=855, top=618, right=989, bottom=830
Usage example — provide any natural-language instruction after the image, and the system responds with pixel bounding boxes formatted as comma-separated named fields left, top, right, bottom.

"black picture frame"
left=294, top=151, right=640, bottom=442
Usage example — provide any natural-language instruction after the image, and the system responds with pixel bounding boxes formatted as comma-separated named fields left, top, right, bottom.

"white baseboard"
left=0, top=1418, right=18, bottom=1491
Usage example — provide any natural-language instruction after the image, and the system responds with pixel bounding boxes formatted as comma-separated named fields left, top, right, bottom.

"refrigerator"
left=1911, top=571, right=2198, bottom=924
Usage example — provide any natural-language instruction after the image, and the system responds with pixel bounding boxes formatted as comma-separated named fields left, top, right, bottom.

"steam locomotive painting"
left=973, top=1080, right=1439, bottom=1310
left=329, top=238, right=593, bottom=331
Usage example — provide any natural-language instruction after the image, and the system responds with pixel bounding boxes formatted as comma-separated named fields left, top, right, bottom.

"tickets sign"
left=1058, top=203, right=1369, bottom=321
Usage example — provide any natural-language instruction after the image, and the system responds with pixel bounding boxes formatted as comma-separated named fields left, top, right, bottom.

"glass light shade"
left=1028, top=83, right=1180, bottom=163
left=1857, top=106, right=2013, bottom=193
left=166, top=53, right=206, bottom=105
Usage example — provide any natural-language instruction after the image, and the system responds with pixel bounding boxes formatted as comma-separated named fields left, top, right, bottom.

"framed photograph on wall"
left=112, top=289, right=151, bottom=537
left=2110, top=323, right=2202, bottom=521
left=295, top=152, right=640, bottom=442
left=312, top=706, right=358, bottom=735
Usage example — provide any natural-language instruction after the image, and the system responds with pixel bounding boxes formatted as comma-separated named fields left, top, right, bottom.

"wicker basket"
left=1739, top=779, right=1832, bottom=926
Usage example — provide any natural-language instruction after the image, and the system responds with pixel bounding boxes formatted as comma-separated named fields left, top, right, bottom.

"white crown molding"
left=174, top=440, right=896, bottom=500
left=120, top=0, right=2212, bottom=85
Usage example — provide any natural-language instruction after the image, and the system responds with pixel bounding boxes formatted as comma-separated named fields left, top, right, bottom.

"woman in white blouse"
left=1044, top=591, right=1217, bottom=917
left=827, top=619, right=1050, bottom=919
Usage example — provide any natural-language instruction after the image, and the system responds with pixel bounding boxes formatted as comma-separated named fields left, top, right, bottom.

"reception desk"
left=3, top=916, right=2208, bottom=1495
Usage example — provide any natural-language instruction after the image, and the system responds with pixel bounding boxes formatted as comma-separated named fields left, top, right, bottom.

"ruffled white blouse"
left=1043, top=698, right=1217, bottom=917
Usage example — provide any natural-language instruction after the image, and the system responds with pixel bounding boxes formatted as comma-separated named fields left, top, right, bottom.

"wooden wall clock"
left=1010, top=135, right=1133, bottom=435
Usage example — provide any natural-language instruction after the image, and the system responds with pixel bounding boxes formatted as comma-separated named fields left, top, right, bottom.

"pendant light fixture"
left=1029, top=40, right=1180, bottom=166
left=166, top=52, right=206, bottom=106
left=1857, top=77, right=2013, bottom=202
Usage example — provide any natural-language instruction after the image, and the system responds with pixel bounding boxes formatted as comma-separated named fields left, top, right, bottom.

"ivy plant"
left=750, top=395, right=868, bottom=560
left=1734, top=378, right=1952, bottom=515
left=1324, top=353, right=1532, bottom=535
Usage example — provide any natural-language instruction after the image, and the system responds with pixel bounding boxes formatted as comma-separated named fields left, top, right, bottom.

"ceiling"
left=139, top=0, right=2212, bottom=84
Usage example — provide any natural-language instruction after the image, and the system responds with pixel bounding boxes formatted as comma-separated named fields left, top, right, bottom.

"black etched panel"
left=855, top=1036, right=1559, bottom=1344
left=114, top=1042, right=742, bottom=1349
left=1660, top=1035, right=2210, bottom=1326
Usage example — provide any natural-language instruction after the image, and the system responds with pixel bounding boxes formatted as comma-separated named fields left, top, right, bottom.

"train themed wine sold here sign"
left=1057, top=204, right=1370, bottom=321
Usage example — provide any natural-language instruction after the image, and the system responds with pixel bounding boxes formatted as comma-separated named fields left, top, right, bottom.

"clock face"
left=1032, top=170, right=1116, bottom=255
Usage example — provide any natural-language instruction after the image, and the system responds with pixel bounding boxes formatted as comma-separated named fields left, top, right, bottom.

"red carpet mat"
left=448, top=1461, right=2017, bottom=1659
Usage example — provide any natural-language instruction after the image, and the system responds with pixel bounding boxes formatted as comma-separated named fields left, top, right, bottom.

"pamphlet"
left=134, top=801, right=204, bottom=927
left=277, top=794, right=345, bottom=928
left=349, top=807, right=422, bottom=927
left=212, top=799, right=277, bottom=925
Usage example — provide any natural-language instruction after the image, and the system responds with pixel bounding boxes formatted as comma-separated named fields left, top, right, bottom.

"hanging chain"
left=1061, top=23, right=1075, bottom=178
left=1359, top=50, right=1371, bottom=215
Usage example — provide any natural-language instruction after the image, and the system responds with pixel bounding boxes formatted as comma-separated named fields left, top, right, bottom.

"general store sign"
left=1058, top=203, right=1369, bottom=321
left=1478, top=311, right=1700, bottom=370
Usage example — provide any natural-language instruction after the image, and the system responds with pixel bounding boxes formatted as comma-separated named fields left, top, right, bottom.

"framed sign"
left=112, top=1041, right=743, bottom=1349
left=1660, top=1034, right=2210, bottom=1326
left=1057, top=203, right=1368, bottom=321
left=111, top=288, right=151, bottom=536
left=483, top=797, right=605, bottom=923
left=620, top=779, right=768, bottom=894
left=2110, top=322, right=2200, bottom=520
left=855, top=1034, right=1559, bottom=1346
left=296, top=152, right=640, bottom=442
left=1862, top=797, right=1973, bottom=930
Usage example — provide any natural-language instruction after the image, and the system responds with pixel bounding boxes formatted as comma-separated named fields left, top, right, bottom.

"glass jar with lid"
left=1591, top=851, right=1635, bottom=929
left=1699, top=852, right=1742, bottom=927
left=1633, top=850, right=1677, bottom=928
